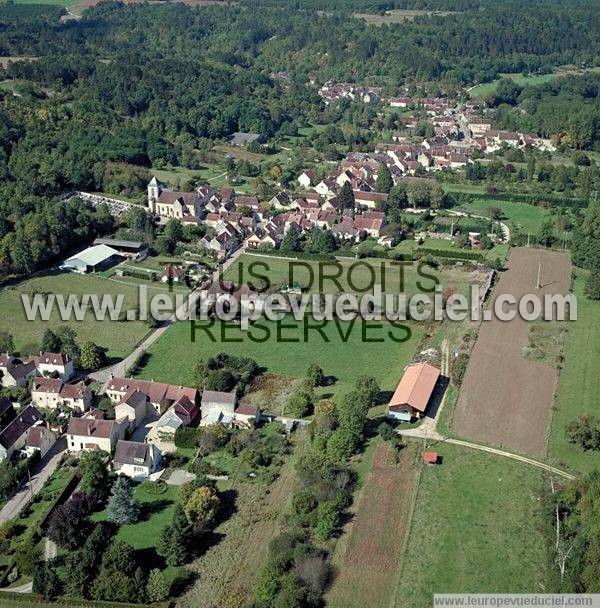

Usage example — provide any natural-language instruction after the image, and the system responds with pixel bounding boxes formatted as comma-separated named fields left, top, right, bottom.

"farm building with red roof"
left=387, top=362, right=441, bottom=421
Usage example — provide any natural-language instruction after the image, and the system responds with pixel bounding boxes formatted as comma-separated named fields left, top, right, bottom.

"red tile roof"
left=389, top=362, right=441, bottom=414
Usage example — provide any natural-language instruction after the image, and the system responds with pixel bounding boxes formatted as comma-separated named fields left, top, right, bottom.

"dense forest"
left=492, top=73, right=600, bottom=150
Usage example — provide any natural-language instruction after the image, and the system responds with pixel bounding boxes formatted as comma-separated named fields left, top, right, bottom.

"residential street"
left=0, top=437, right=66, bottom=524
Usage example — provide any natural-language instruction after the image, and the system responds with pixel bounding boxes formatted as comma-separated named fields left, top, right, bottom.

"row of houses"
left=146, top=178, right=389, bottom=256
left=1, top=351, right=76, bottom=389
left=62, top=378, right=261, bottom=480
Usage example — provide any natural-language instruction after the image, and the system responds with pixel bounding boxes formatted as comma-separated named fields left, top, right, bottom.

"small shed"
left=423, top=451, right=439, bottom=465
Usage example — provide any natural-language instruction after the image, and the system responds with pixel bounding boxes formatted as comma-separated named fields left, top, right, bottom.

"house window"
left=133, top=466, right=145, bottom=473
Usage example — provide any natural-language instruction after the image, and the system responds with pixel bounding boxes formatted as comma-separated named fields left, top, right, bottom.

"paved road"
left=93, top=246, right=246, bottom=388
left=0, top=580, right=33, bottom=593
left=0, top=437, right=67, bottom=524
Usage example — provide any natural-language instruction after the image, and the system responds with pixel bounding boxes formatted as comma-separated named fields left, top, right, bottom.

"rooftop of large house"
left=107, top=377, right=198, bottom=406
left=114, top=440, right=153, bottom=467
left=0, top=405, right=42, bottom=450
left=389, top=362, right=441, bottom=414
left=67, top=417, right=116, bottom=439
left=37, top=352, right=71, bottom=366
left=201, top=390, right=237, bottom=405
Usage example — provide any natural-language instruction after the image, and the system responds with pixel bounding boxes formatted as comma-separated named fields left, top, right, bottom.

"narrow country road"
left=398, top=427, right=575, bottom=480
left=0, top=437, right=67, bottom=524
left=92, top=246, right=246, bottom=388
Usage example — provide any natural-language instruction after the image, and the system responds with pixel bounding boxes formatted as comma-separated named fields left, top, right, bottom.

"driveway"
left=165, top=469, right=197, bottom=486
left=0, top=437, right=66, bottom=523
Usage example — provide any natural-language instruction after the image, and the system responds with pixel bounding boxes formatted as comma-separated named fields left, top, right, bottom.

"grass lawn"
left=354, top=8, right=454, bottom=25
left=548, top=273, right=600, bottom=474
left=442, top=182, right=486, bottom=195
left=394, top=443, right=548, bottom=607
left=137, top=317, right=424, bottom=401
left=0, top=271, right=153, bottom=361
left=225, top=253, right=472, bottom=298
left=92, top=484, right=179, bottom=550
left=469, top=67, right=600, bottom=98
left=456, top=197, right=550, bottom=233
left=151, top=164, right=228, bottom=189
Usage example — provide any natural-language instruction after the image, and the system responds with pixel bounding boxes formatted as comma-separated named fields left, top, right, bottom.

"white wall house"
left=113, top=440, right=161, bottom=480
left=36, top=352, right=75, bottom=381
left=66, top=416, right=126, bottom=453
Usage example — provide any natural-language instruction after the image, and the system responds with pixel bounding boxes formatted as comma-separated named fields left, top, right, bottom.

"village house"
left=0, top=405, right=43, bottom=461
left=0, top=398, right=16, bottom=429
left=298, top=169, right=317, bottom=188
left=389, top=96, right=411, bottom=108
left=66, top=414, right=127, bottom=453
left=200, top=389, right=237, bottom=425
left=314, top=179, right=337, bottom=198
left=113, top=440, right=162, bottom=480
left=159, top=264, right=186, bottom=283
left=35, top=352, right=75, bottom=381
left=387, top=362, right=441, bottom=421
left=31, top=377, right=92, bottom=412
left=0, top=354, right=37, bottom=388
left=106, top=377, right=200, bottom=423
left=23, top=425, right=57, bottom=459
left=353, top=190, right=388, bottom=209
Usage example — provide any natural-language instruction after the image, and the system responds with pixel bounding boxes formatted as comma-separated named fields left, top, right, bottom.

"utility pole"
left=27, top=468, right=34, bottom=503
left=527, top=233, right=530, bottom=247
left=536, top=261, right=542, bottom=289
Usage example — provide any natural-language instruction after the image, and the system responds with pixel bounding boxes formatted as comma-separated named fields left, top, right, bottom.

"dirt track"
left=453, top=247, right=571, bottom=455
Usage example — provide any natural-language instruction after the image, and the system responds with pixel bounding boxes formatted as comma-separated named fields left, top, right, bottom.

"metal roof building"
left=60, top=244, right=122, bottom=273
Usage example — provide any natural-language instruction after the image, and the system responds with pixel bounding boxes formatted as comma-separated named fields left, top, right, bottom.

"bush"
left=451, top=352, right=470, bottom=387
left=174, top=427, right=201, bottom=449
left=139, top=479, right=168, bottom=495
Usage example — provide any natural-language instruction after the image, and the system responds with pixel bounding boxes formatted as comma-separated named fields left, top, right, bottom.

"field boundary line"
left=390, top=441, right=424, bottom=608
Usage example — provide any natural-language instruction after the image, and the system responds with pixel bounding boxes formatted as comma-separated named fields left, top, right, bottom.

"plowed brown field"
left=453, top=247, right=571, bottom=454
left=326, top=442, right=419, bottom=608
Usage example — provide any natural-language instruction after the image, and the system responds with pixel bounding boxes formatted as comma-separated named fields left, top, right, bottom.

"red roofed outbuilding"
left=387, top=362, right=441, bottom=421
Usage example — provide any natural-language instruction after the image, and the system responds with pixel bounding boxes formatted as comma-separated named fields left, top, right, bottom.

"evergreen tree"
left=158, top=504, right=193, bottom=566
left=572, top=203, right=600, bottom=269
left=147, top=568, right=170, bottom=602
left=79, top=451, right=109, bottom=500
left=375, top=163, right=393, bottom=193
left=0, top=331, right=14, bottom=354
left=339, top=182, right=355, bottom=210
left=313, top=229, right=337, bottom=254
left=106, top=476, right=139, bottom=525
left=280, top=224, right=302, bottom=253
left=306, top=363, right=325, bottom=388
left=55, top=326, right=80, bottom=364
left=33, top=560, right=62, bottom=599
